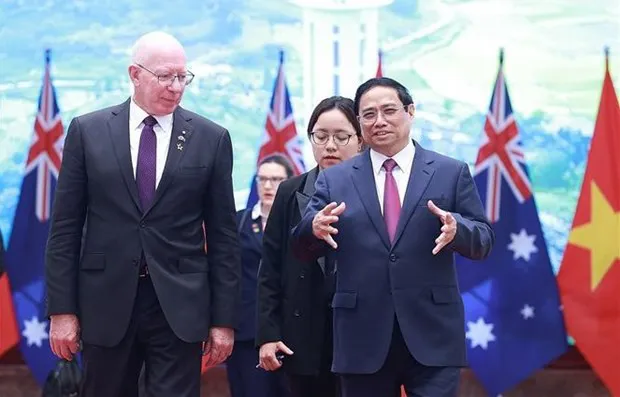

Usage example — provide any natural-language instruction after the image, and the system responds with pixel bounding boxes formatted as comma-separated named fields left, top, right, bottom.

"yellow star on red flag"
left=568, top=181, right=620, bottom=290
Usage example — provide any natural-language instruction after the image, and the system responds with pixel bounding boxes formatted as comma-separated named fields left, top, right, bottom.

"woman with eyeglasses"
left=256, top=96, right=363, bottom=397
left=226, top=154, right=295, bottom=397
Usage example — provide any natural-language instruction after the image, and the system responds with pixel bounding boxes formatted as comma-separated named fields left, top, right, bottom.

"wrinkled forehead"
left=140, top=46, right=187, bottom=73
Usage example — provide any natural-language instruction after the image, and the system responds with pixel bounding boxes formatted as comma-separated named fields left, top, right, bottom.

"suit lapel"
left=351, top=152, right=390, bottom=250
left=108, top=100, right=141, bottom=212
left=294, top=168, right=330, bottom=273
left=392, top=144, right=435, bottom=246
left=142, top=108, right=194, bottom=218
left=295, top=167, right=318, bottom=217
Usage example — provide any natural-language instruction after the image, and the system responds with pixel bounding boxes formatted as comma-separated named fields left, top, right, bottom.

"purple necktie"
left=383, top=159, right=401, bottom=243
left=136, top=116, right=157, bottom=211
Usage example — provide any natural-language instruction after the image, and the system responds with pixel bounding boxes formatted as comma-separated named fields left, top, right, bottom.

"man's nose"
left=168, top=78, right=184, bottom=92
left=374, top=111, right=388, bottom=125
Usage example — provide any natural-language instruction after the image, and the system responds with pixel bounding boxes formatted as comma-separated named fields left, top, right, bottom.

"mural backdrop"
left=0, top=0, right=618, bottom=275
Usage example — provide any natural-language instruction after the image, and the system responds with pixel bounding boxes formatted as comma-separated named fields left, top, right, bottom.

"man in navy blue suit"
left=292, top=77, right=494, bottom=397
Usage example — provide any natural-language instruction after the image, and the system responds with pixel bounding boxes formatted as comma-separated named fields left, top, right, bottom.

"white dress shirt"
left=128, top=99, right=173, bottom=187
left=369, top=140, right=416, bottom=214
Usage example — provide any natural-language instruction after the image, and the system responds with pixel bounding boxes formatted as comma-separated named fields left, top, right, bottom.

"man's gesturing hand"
left=312, top=202, right=346, bottom=249
left=427, top=200, right=457, bottom=255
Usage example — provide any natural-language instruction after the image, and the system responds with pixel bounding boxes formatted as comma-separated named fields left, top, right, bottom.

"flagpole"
left=604, top=46, right=609, bottom=72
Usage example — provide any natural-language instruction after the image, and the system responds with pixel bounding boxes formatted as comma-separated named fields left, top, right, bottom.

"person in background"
left=226, top=154, right=294, bottom=397
left=256, top=96, right=363, bottom=397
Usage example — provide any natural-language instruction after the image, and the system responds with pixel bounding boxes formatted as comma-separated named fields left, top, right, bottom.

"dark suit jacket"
left=292, top=143, right=494, bottom=374
left=256, top=167, right=333, bottom=376
left=234, top=208, right=263, bottom=342
left=45, top=99, right=241, bottom=347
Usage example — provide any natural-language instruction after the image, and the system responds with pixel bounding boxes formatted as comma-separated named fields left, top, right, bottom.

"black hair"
left=353, top=77, right=414, bottom=115
left=307, top=96, right=361, bottom=138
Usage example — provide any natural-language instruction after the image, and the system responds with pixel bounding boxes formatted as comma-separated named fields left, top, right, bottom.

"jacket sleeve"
left=449, top=162, right=495, bottom=260
left=202, top=130, right=241, bottom=327
left=255, top=183, right=291, bottom=346
left=45, top=117, right=88, bottom=316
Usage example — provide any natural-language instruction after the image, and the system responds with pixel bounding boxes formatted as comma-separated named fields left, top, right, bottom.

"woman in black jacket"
left=256, top=96, right=363, bottom=397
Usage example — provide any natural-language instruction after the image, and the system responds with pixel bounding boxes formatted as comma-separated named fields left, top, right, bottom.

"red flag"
left=376, top=50, right=383, bottom=78
left=0, top=229, right=18, bottom=358
left=557, top=48, right=620, bottom=395
left=0, top=273, right=19, bottom=358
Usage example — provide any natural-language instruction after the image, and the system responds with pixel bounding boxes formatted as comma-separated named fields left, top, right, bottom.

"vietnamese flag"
left=557, top=49, right=620, bottom=395
left=0, top=273, right=19, bottom=357
left=0, top=231, right=19, bottom=358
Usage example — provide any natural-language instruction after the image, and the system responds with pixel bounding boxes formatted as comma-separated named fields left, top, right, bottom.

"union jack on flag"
left=474, top=50, right=532, bottom=223
left=245, top=50, right=305, bottom=208
left=25, top=49, right=64, bottom=222
left=456, top=49, right=567, bottom=396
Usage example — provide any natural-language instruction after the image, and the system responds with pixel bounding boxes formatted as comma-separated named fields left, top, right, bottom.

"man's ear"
left=408, top=103, right=416, bottom=119
left=128, top=65, right=140, bottom=86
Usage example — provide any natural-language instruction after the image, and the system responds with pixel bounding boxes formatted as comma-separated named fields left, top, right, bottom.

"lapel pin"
left=178, top=135, right=186, bottom=142
left=182, top=130, right=187, bottom=135
left=177, top=142, right=183, bottom=151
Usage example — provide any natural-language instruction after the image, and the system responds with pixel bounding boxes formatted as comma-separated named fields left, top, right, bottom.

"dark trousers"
left=226, top=340, right=290, bottom=397
left=287, top=307, right=340, bottom=397
left=287, top=370, right=339, bottom=397
left=80, top=276, right=202, bottom=397
left=339, top=319, right=460, bottom=397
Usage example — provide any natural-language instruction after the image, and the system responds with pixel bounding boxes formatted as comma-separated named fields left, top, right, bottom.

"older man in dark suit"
left=45, top=31, right=240, bottom=397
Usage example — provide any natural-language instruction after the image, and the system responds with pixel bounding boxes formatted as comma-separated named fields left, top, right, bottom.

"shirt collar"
left=369, top=139, right=416, bottom=175
left=251, top=201, right=262, bottom=220
left=129, top=98, right=174, bottom=133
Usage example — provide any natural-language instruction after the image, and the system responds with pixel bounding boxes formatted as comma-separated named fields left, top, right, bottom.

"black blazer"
left=45, top=99, right=241, bottom=347
left=256, top=167, right=332, bottom=376
left=234, top=208, right=263, bottom=341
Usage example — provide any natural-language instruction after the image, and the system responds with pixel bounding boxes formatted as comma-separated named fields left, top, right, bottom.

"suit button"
left=140, top=222, right=145, bottom=228
left=389, top=254, right=397, bottom=262
left=299, top=272, right=305, bottom=279
left=293, top=309, right=301, bottom=317
left=132, top=258, right=139, bottom=266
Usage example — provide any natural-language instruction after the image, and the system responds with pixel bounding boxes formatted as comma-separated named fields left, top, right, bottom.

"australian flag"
left=4, top=49, right=64, bottom=385
left=245, top=50, right=304, bottom=209
left=455, top=49, right=568, bottom=396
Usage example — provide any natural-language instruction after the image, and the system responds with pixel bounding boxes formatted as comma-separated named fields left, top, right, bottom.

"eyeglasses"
left=255, top=176, right=286, bottom=186
left=135, top=63, right=195, bottom=86
left=310, top=132, right=356, bottom=146
left=358, top=105, right=411, bottom=126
